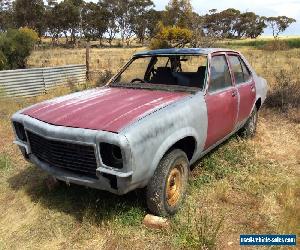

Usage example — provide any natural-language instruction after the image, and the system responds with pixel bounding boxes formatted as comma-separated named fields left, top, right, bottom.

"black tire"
left=146, top=149, right=189, bottom=216
left=239, top=106, right=258, bottom=138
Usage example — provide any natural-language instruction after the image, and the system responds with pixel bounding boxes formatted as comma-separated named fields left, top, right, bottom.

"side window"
left=240, top=58, right=252, bottom=82
left=154, top=56, right=170, bottom=68
left=228, top=55, right=244, bottom=84
left=228, top=55, right=252, bottom=84
left=208, top=55, right=232, bottom=92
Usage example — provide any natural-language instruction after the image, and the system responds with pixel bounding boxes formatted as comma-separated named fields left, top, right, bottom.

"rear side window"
left=240, top=58, right=251, bottom=82
left=208, top=55, right=232, bottom=92
left=228, top=55, right=251, bottom=84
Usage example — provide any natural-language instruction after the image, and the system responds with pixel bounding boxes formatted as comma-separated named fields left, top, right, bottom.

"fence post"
left=86, top=41, right=90, bottom=81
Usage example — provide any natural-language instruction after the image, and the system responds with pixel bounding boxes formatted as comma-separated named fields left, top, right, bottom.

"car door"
left=204, top=54, right=238, bottom=149
left=227, top=54, right=256, bottom=124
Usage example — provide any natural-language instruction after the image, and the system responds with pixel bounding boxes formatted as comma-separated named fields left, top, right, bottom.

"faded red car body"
left=11, top=48, right=268, bottom=216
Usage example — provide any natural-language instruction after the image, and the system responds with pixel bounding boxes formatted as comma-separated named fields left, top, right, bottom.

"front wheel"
left=239, top=106, right=258, bottom=138
left=146, top=149, right=189, bottom=216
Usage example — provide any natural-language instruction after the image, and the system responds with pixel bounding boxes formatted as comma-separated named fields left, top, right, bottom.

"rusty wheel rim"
left=166, top=165, right=183, bottom=207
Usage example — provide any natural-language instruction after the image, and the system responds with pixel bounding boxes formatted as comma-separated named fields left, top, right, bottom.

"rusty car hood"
left=22, top=87, right=189, bottom=132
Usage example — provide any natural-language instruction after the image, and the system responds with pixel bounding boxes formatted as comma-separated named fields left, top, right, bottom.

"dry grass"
left=0, top=46, right=299, bottom=249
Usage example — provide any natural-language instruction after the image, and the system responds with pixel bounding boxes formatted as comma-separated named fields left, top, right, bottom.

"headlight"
left=13, top=122, right=27, bottom=142
left=100, top=143, right=123, bottom=169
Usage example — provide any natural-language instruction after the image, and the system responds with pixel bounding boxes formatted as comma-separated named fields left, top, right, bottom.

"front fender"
left=149, top=127, right=199, bottom=178
left=121, top=93, right=208, bottom=188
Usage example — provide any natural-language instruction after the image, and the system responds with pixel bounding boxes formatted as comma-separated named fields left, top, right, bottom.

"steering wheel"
left=131, top=78, right=145, bottom=83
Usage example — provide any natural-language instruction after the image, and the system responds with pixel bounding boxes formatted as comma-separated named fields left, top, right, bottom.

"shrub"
left=266, top=69, right=300, bottom=110
left=96, top=70, right=114, bottom=86
left=149, top=38, right=170, bottom=50
left=0, top=50, right=7, bottom=70
left=150, top=24, right=193, bottom=49
left=286, top=38, right=300, bottom=48
left=262, top=39, right=289, bottom=51
left=0, top=28, right=38, bottom=69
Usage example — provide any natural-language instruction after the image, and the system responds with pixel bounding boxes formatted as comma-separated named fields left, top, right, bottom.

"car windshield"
left=110, top=55, right=208, bottom=92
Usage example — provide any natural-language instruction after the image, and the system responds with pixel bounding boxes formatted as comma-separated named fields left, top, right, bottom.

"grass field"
left=0, top=45, right=299, bottom=249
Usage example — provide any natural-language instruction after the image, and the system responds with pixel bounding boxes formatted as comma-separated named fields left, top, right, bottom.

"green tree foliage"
left=13, top=0, right=45, bottom=36
left=59, top=0, right=83, bottom=44
left=144, top=10, right=164, bottom=40
left=204, top=8, right=241, bottom=38
left=164, top=0, right=194, bottom=28
left=266, top=16, right=296, bottom=38
left=0, top=50, right=7, bottom=70
left=0, top=28, right=38, bottom=69
left=130, top=0, right=155, bottom=44
left=81, top=2, right=109, bottom=44
left=0, top=0, right=13, bottom=32
left=111, top=0, right=154, bottom=46
left=235, top=12, right=266, bottom=38
left=204, top=8, right=268, bottom=39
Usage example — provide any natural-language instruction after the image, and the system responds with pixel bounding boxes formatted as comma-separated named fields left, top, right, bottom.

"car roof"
left=134, top=48, right=238, bottom=57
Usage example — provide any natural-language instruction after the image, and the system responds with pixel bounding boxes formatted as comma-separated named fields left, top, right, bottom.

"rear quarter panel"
left=239, top=54, right=268, bottom=106
left=120, top=92, right=208, bottom=188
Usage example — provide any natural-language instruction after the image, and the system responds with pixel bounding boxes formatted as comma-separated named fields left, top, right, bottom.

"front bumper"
left=12, top=113, right=135, bottom=195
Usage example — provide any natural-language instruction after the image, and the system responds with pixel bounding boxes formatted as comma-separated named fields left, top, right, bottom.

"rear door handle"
left=232, top=90, right=237, bottom=97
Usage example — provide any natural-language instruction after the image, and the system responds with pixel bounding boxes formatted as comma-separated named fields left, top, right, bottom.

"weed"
left=96, top=69, right=114, bottom=87
left=173, top=207, right=224, bottom=249
left=266, top=69, right=300, bottom=111
left=0, top=154, right=11, bottom=171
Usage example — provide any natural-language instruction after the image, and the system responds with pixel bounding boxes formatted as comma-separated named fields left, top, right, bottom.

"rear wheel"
left=239, top=106, right=258, bottom=138
left=146, top=149, right=189, bottom=216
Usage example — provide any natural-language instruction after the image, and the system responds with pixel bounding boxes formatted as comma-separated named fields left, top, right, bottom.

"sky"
left=86, top=0, right=299, bottom=35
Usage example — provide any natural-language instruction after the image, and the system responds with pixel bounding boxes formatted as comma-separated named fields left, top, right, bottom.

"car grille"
left=27, top=131, right=98, bottom=178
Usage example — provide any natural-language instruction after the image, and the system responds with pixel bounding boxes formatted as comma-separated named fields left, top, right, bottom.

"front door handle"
left=232, top=90, right=237, bottom=97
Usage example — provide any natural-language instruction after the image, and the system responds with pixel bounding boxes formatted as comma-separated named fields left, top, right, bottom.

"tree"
left=52, top=0, right=83, bottom=44
left=13, top=0, right=45, bottom=37
left=204, top=8, right=241, bottom=38
left=130, top=0, right=155, bottom=44
left=235, top=12, right=266, bottom=38
left=81, top=2, right=109, bottom=44
left=203, top=9, right=224, bottom=38
left=112, top=0, right=154, bottom=46
left=266, top=16, right=296, bottom=38
left=189, top=12, right=208, bottom=47
left=218, top=8, right=241, bottom=38
left=102, top=0, right=119, bottom=46
left=144, top=10, right=164, bottom=40
left=0, top=0, right=13, bottom=32
left=164, top=0, right=194, bottom=28
left=45, top=1, right=64, bottom=45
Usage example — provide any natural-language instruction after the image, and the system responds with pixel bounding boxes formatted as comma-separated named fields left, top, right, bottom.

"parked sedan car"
left=12, top=48, right=267, bottom=216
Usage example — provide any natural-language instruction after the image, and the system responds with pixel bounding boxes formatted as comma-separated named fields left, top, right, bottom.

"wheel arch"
left=167, top=136, right=196, bottom=161
left=255, top=97, right=262, bottom=111
left=148, top=127, right=199, bottom=178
